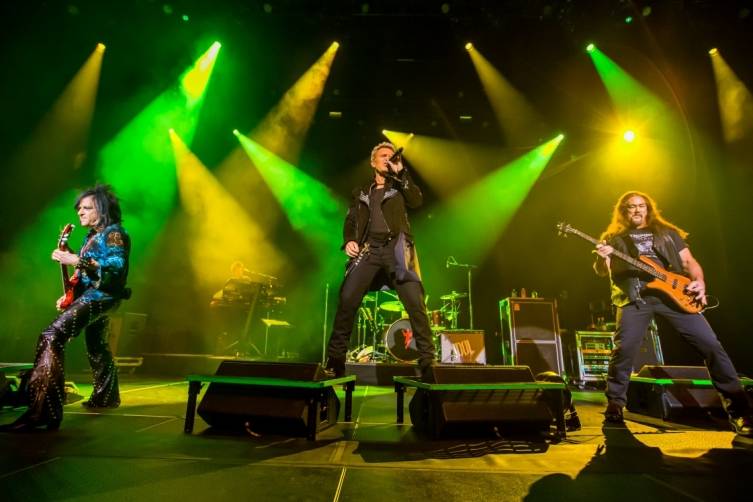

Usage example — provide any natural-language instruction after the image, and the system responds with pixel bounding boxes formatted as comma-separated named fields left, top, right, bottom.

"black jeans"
left=327, top=242, right=435, bottom=368
left=606, top=295, right=748, bottom=415
left=25, top=296, right=120, bottom=424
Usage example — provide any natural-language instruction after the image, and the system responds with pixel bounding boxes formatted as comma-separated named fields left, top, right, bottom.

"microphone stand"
left=321, top=282, right=329, bottom=364
left=446, top=258, right=477, bottom=330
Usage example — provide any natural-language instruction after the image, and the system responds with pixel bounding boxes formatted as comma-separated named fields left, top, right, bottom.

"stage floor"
left=1, top=373, right=751, bottom=501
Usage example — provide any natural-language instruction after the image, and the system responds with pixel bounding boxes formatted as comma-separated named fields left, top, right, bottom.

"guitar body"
left=59, top=276, right=79, bottom=310
left=639, top=256, right=703, bottom=314
left=57, top=224, right=79, bottom=310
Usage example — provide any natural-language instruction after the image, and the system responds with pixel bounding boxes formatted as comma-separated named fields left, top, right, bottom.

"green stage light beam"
left=235, top=132, right=345, bottom=254
left=416, top=135, right=564, bottom=292
left=98, top=41, right=220, bottom=270
left=586, top=46, right=693, bottom=190
left=586, top=45, right=675, bottom=134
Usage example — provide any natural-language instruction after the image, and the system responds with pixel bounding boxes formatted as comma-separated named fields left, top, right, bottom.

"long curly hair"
left=600, top=190, right=688, bottom=241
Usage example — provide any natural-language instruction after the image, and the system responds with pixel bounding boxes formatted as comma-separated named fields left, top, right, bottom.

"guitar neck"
left=61, top=263, right=70, bottom=288
left=567, top=227, right=663, bottom=279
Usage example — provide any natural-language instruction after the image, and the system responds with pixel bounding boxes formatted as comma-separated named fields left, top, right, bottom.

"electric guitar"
left=57, top=224, right=79, bottom=310
left=556, top=222, right=704, bottom=314
left=345, top=242, right=370, bottom=277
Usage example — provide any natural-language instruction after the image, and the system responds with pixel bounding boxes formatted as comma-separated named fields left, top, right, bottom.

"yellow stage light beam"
left=170, top=130, right=284, bottom=290
left=709, top=49, right=753, bottom=143
left=251, top=41, right=339, bottom=164
left=5, top=43, right=104, bottom=182
left=383, top=130, right=512, bottom=197
left=467, top=46, right=548, bottom=145
left=213, top=42, right=339, bottom=227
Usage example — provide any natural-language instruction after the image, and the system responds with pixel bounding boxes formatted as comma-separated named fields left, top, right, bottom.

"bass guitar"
left=58, top=224, right=79, bottom=310
left=556, top=222, right=704, bottom=314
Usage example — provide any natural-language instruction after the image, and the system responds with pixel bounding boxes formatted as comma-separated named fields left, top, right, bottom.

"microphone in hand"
left=385, top=147, right=404, bottom=175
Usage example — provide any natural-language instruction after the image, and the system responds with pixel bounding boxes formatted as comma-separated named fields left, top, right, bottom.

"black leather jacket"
left=342, top=169, right=422, bottom=247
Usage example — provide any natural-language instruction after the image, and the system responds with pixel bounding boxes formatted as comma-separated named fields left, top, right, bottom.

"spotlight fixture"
left=708, top=47, right=718, bottom=56
left=465, top=42, right=474, bottom=51
left=586, top=43, right=595, bottom=53
left=623, top=130, right=636, bottom=143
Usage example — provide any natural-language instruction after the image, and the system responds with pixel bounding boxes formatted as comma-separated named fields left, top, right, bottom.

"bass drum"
left=384, top=319, right=420, bottom=362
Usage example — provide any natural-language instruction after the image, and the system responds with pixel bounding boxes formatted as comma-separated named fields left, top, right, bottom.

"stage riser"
left=345, top=362, right=417, bottom=386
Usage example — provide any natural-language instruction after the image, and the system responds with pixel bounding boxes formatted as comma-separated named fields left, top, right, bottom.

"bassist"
left=593, top=191, right=751, bottom=435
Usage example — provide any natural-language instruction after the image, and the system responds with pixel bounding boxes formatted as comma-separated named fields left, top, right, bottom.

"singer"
left=324, top=141, right=436, bottom=380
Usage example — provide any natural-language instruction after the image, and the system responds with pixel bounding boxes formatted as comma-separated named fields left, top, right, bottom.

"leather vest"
left=608, top=228, right=685, bottom=307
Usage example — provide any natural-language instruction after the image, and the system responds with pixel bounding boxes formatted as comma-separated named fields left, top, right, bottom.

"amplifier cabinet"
left=499, top=298, right=565, bottom=376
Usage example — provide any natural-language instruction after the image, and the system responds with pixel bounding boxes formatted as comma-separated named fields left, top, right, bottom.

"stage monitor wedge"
left=196, top=361, right=339, bottom=437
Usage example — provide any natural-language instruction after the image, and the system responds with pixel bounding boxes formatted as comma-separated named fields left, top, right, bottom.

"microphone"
left=446, top=256, right=457, bottom=268
left=388, top=147, right=404, bottom=163
left=385, top=147, right=404, bottom=176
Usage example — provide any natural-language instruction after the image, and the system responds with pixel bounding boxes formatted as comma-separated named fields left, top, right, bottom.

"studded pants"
left=25, top=296, right=120, bottom=424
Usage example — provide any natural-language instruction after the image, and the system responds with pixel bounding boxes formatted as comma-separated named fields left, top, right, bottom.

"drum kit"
left=349, top=289, right=468, bottom=363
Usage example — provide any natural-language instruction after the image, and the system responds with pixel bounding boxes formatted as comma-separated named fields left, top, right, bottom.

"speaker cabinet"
left=499, top=298, right=565, bottom=376
left=408, top=365, right=557, bottom=437
left=438, top=330, right=486, bottom=364
left=197, top=361, right=339, bottom=436
left=626, top=366, right=729, bottom=420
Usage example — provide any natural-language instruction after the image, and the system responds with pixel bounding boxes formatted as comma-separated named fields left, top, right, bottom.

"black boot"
left=730, top=415, right=753, bottom=437
left=324, top=357, right=346, bottom=379
left=419, top=360, right=436, bottom=383
left=722, top=392, right=753, bottom=436
left=604, top=401, right=624, bottom=423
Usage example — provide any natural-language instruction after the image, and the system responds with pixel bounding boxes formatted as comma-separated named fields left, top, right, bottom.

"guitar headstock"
left=556, top=222, right=574, bottom=237
left=58, top=223, right=75, bottom=251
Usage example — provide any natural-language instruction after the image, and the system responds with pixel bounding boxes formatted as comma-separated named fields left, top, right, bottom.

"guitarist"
left=324, top=142, right=435, bottom=380
left=1, top=184, right=130, bottom=432
left=594, top=191, right=751, bottom=435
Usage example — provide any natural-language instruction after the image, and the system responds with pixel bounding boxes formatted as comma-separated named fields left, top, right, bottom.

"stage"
left=1, top=372, right=750, bottom=501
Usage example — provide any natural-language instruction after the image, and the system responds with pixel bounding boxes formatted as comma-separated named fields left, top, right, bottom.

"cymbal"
left=440, top=291, right=468, bottom=300
left=361, top=292, right=377, bottom=303
left=379, top=300, right=405, bottom=312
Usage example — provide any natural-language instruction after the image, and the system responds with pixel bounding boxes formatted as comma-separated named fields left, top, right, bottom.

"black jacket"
left=342, top=169, right=422, bottom=247
left=606, top=227, right=686, bottom=307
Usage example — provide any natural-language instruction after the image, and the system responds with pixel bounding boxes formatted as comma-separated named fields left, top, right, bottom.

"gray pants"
left=606, top=295, right=748, bottom=415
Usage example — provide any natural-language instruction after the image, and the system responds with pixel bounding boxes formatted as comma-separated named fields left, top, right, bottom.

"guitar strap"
left=618, top=234, right=640, bottom=260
